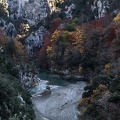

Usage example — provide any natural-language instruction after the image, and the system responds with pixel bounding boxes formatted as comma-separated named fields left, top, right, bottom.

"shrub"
left=0, top=74, right=35, bottom=120
left=95, top=115, right=107, bottom=120
left=80, top=54, right=96, bottom=70
left=72, top=18, right=79, bottom=24
left=82, top=74, right=110, bottom=98
left=4, top=40, right=16, bottom=55
left=92, top=74, right=111, bottom=88
left=109, top=76, right=120, bottom=93
left=108, top=93, right=120, bottom=103
left=65, top=23, right=76, bottom=32
left=66, top=50, right=81, bottom=67
left=9, top=114, right=20, bottom=120
left=58, top=11, right=66, bottom=19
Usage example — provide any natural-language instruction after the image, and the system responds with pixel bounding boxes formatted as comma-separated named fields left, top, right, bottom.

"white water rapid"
left=31, top=78, right=86, bottom=120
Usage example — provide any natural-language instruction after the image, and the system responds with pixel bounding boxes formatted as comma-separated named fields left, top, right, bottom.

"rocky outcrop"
left=18, top=64, right=40, bottom=88
left=8, top=0, right=49, bottom=25
left=26, top=26, right=46, bottom=57
left=64, top=3, right=76, bottom=19
left=0, top=18, right=17, bottom=37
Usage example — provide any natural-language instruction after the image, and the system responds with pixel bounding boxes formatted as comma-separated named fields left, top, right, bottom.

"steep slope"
left=0, top=0, right=120, bottom=120
left=37, top=0, right=120, bottom=120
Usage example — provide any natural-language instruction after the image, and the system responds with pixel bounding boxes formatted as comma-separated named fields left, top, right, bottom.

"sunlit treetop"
left=0, top=0, right=9, bottom=17
left=114, top=12, right=120, bottom=22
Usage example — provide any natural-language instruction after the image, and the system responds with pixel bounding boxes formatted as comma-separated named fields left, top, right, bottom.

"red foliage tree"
left=0, top=28, right=7, bottom=45
left=106, top=28, right=116, bottom=42
left=49, top=18, right=62, bottom=33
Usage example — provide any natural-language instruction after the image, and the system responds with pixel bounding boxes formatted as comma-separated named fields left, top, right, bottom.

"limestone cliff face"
left=8, top=0, right=49, bottom=25
left=7, top=0, right=120, bottom=26
left=7, top=0, right=62, bottom=25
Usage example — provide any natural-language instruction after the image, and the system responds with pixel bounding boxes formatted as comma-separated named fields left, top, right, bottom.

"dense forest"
left=0, top=0, right=120, bottom=120
left=0, top=0, right=35, bottom=119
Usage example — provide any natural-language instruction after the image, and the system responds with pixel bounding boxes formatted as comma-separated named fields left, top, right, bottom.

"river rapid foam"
left=31, top=78, right=86, bottom=120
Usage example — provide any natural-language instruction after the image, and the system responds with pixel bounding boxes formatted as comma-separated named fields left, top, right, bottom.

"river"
left=31, top=72, right=86, bottom=120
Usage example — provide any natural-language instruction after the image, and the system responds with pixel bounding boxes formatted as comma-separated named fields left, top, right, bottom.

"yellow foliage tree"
left=79, top=97, right=91, bottom=107
left=104, top=63, right=112, bottom=74
left=46, top=46, right=52, bottom=54
left=79, top=84, right=107, bottom=107
left=114, top=12, right=120, bottom=22
left=74, top=27, right=85, bottom=53
left=51, top=30, right=60, bottom=42
left=98, top=84, right=107, bottom=91
left=75, top=27, right=85, bottom=44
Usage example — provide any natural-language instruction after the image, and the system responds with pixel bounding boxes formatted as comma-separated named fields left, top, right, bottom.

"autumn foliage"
left=49, top=18, right=62, bottom=33
left=0, top=28, right=8, bottom=45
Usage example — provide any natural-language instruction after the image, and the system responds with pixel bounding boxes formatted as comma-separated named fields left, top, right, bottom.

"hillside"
left=0, top=1, right=35, bottom=119
left=37, top=0, right=120, bottom=119
left=0, top=0, right=120, bottom=120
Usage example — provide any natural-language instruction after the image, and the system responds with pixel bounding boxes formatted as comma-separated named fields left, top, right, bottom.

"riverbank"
left=38, top=69, right=90, bottom=83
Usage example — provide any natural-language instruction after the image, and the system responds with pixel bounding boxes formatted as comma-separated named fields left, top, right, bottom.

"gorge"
left=0, top=0, right=120, bottom=120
